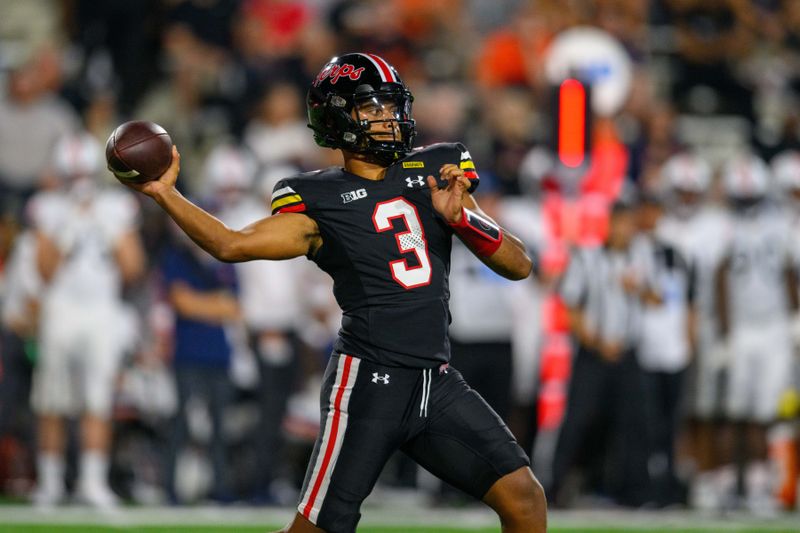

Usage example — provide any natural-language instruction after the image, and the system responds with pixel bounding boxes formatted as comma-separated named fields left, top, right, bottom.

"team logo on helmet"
left=314, top=63, right=366, bottom=87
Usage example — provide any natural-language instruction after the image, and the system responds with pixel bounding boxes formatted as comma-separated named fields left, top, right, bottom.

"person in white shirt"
left=656, top=151, right=734, bottom=510
left=243, top=82, right=322, bottom=169
left=635, top=193, right=696, bottom=506
left=28, top=132, right=145, bottom=507
left=715, top=153, right=797, bottom=511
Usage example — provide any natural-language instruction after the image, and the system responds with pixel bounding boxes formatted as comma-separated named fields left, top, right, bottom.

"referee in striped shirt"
left=549, top=196, right=661, bottom=507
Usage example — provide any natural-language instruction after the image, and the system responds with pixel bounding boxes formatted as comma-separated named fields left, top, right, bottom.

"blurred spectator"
left=0, top=48, right=78, bottom=217
left=629, top=101, right=681, bottom=190
left=28, top=132, right=144, bottom=507
left=64, top=0, right=163, bottom=115
left=0, top=1, right=64, bottom=60
left=0, top=228, right=41, bottom=495
left=160, top=228, right=240, bottom=504
left=590, top=0, right=649, bottom=60
left=201, top=147, right=306, bottom=503
left=327, top=1, right=415, bottom=74
left=239, top=0, right=312, bottom=58
left=715, top=153, right=797, bottom=512
left=635, top=194, right=696, bottom=507
left=135, top=7, right=234, bottom=195
left=551, top=197, right=658, bottom=507
left=243, top=81, right=321, bottom=169
left=667, top=0, right=756, bottom=117
left=479, top=87, right=539, bottom=195
left=472, top=0, right=569, bottom=93
left=411, top=84, right=470, bottom=146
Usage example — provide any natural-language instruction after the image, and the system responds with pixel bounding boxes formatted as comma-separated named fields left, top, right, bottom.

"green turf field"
left=2, top=524, right=799, bottom=533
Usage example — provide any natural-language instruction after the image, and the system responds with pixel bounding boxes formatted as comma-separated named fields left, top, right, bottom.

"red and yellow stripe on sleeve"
left=271, top=186, right=306, bottom=215
left=459, top=150, right=480, bottom=192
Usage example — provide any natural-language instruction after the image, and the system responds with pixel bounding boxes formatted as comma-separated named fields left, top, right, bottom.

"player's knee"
left=488, top=468, right=547, bottom=531
left=509, top=475, right=546, bottom=526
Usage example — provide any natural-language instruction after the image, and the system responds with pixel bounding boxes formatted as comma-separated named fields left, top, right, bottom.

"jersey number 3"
left=373, top=198, right=432, bottom=289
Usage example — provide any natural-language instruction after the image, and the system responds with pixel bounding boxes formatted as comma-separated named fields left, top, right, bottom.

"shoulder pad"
left=403, top=142, right=479, bottom=193
left=270, top=168, right=339, bottom=215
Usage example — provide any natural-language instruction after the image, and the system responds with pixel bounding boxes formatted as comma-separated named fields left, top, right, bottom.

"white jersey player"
left=28, top=132, right=145, bottom=507
left=718, top=154, right=795, bottom=423
left=716, top=153, right=796, bottom=511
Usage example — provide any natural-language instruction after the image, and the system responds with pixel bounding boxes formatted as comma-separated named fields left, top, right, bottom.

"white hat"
left=771, top=150, right=800, bottom=191
left=52, top=132, right=102, bottom=179
left=722, top=153, right=771, bottom=199
left=661, top=152, right=712, bottom=194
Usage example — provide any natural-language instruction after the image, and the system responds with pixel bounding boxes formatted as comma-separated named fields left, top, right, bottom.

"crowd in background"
left=1, top=0, right=800, bottom=514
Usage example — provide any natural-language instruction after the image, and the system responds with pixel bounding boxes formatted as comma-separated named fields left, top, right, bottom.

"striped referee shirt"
left=560, top=242, right=657, bottom=349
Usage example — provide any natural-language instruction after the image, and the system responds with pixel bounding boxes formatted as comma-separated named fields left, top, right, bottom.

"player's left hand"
left=427, top=164, right=470, bottom=224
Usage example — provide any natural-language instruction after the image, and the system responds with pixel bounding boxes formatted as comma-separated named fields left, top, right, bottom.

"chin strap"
left=448, top=207, right=504, bottom=257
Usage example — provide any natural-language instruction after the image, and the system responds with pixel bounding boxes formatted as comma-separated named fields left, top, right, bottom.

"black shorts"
left=297, top=353, right=530, bottom=533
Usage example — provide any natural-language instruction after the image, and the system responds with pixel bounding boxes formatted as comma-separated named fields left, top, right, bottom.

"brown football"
left=105, top=121, right=173, bottom=182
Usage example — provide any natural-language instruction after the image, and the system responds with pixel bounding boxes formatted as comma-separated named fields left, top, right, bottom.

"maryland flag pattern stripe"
left=271, top=186, right=306, bottom=215
left=459, top=151, right=479, bottom=187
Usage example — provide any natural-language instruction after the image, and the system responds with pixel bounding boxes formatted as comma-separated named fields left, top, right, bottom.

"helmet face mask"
left=308, top=54, right=416, bottom=165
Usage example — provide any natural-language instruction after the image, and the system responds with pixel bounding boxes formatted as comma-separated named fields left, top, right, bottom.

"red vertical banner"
left=558, top=79, right=587, bottom=169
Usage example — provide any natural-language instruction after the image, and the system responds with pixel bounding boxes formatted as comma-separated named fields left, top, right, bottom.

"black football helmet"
left=307, top=53, right=416, bottom=165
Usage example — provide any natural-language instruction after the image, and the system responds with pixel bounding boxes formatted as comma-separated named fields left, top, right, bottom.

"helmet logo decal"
left=314, top=63, right=366, bottom=86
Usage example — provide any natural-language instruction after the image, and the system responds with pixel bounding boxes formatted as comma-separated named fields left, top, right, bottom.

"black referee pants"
left=550, top=344, right=651, bottom=507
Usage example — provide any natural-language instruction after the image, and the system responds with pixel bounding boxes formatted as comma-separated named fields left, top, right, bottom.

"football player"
left=716, top=154, right=797, bottom=511
left=29, top=132, right=145, bottom=507
left=121, top=54, right=546, bottom=533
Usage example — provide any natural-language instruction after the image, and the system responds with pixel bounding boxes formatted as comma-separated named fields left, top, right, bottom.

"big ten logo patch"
left=341, top=188, right=368, bottom=203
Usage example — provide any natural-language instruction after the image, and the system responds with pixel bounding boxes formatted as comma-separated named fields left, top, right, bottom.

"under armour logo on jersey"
left=406, top=175, right=426, bottom=188
left=460, top=150, right=472, bottom=161
left=372, top=372, right=390, bottom=384
left=341, top=188, right=367, bottom=203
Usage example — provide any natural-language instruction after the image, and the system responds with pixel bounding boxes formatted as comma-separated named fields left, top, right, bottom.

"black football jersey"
left=271, top=143, right=480, bottom=368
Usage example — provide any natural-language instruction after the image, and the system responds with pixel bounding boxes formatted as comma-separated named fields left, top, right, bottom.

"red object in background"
left=558, top=79, right=587, bottom=168
left=542, top=295, right=570, bottom=333
left=536, top=114, right=629, bottom=431
left=242, top=0, right=310, bottom=50
left=580, top=119, right=629, bottom=199
left=538, top=334, right=572, bottom=382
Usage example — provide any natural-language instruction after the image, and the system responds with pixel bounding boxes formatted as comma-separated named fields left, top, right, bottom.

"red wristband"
left=449, top=207, right=503, bottom=257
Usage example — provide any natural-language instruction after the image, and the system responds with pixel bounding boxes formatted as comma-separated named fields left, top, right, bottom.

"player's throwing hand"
left=427, top=163, right=470, bottom=224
